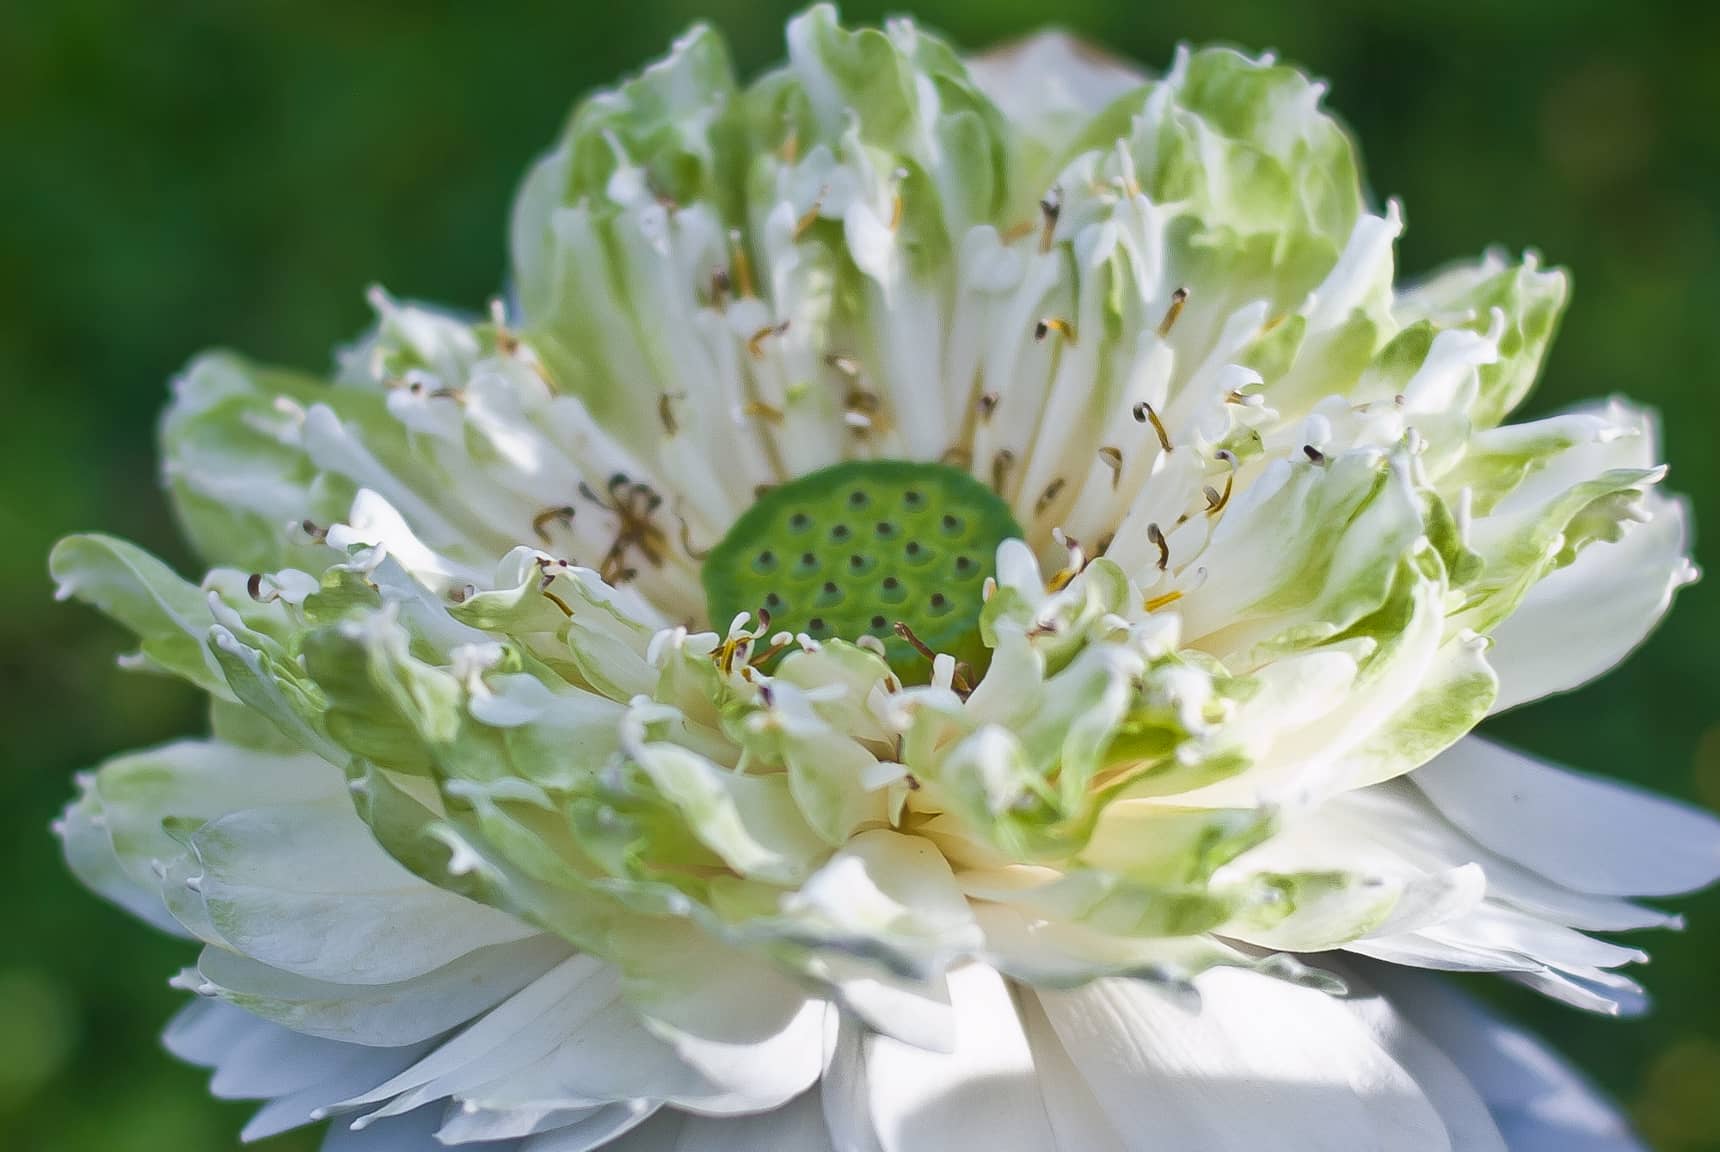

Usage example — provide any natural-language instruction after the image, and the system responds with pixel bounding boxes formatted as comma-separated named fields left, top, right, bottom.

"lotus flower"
left=53, top=7, right=1718, bottom=1150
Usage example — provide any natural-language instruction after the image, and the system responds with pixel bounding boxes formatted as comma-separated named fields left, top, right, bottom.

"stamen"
left=976, top=392, right=1000, bottom=422
left=1144, top=589, right=1183, bottom=613
left=1045, top=528, right=1086, bottom=592
left=489, top=298, right=519, bottom=357
left=743, top=399, right=785, bottom=424
left=1035, top=477, right=1066, bottom=515
left=658, top=392, right=682, bottom=436
left=990, top=448, right=1016, bottom=493
left=246, top=573, right=276, bottom=603
left=893, top=620, right=938, bottom=665
left=889, top=167, right=908, bottom=232
left=825, top=352, right=862, bottom=377
left=728, top=230, right=756, bottom=298
left=843, top=388, right=881, bottom=435
left=300, top=519, right=327, bottom=541
left=1034, top=316, right=1075, bottom=344
left=1303, top=445, right=1328, bottom=466
left=1157, top=287, right=1189, bottom=337
left=747, top=320, right=790, bottom=360
left=1039, top=187, right=1062, bottom=253
left=1147, top=522, right=1170, bottom=571
left=535, top=561, right=575, bottom=617
left=532, top=505, right=576, bottom=545
left=1204, top=452, right=1236, bottom=517
left=794, top=185, right=829, bottom=240
left=578, top=474, right=668, bottom=585
left=709, top=267, right=732, bottom=308
left=1097, top=445, right=1123, bottom=487
left=1133, top=401, right=1173, bottom=453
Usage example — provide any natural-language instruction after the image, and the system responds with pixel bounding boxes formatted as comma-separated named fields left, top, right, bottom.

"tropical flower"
left=53, top=7, right=1718, bottom=1150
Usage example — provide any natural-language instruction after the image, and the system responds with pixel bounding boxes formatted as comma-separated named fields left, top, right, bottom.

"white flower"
left=53, top=7, right=1716, bottom=1150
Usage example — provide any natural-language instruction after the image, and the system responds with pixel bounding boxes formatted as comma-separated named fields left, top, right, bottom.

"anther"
left=678, top=513, right=710, bottom=560
left=743, top=399, right=785, bottom=424
left=1147, top=522, right=1170, bottom=571
left=991, top=449, right=1016, bottom=493
left=1157, top=287, right=1189, bottom=337
left=747, top=320, right=790, bottom=360
left=977, top=392, right=1000, bottom=422
left=532, top=505, right=576, bottom=545
left=1134, top=401, right=1173, bottom=453
left=1144, top=589, right=1183, bottom=613
left=728, top=229, right=756, bottom=298
left=893, top=620, right=939, bottom=665
left=1205, top=452, right=1237, bottom=517
left=1303, top=445, right=1328, bottom=466
left=1039, top=188, right=1062, bottom=253
left=1035, top=477, right=1066, bottom=514
left=1035, top=316, right=1075, bottom=344
left=658, top=392, right=682, bottom=436
left=246, top=573, right=275, bottom=603
left=794, top=186, right=829, bottom=240
left=1097, top=445, right=1123, bottom=487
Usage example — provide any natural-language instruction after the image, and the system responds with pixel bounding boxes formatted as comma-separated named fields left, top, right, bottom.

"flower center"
left=702, top=460, right=1021, bottom=682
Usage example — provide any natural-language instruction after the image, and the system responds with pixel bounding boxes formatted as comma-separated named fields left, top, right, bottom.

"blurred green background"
left=2, top=0, right=1717, bottom=1148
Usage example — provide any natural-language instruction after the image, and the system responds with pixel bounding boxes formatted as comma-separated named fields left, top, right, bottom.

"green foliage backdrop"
left=2, top=2, right=1716, bottom=1148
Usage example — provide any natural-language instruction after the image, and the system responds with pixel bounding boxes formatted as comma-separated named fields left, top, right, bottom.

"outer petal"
left=1035, top=967, right=1452, bottom=1151
left=164, top=1000, right=433, bottom=1143
left=1415, top=736, right=1720, bottom=898
left=1365, top=964, right=1650, bottom=1151
left=1487, top=490, right=1696, bottom=712
left=825, top=963, right=1060, bottom=1152
left=180, top=797, right=538, bottom=984
left=605, top=1091, right=834, bottom=1150
left=969, top=33, right=1143, bottom=123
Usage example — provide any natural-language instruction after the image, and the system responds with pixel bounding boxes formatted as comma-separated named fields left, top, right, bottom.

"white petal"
left=241, top=1047, right=431, bottom=1142
left=1364, top=964, right=1649, bottom=1151
left=339, top=955, right=617, bottom=1119
left=163, top=1000, right=431, bottom=1143
left=856, top=964, right=1060, bottom=1152
left=1016, top=994, right=1128, bottom=1152
left=186, top=798, right=537, bottom=984
left=436, top=1101, right=613, bottom=1143
left=787, top=829, right=984, bottom=971
left=1488, top=492, right=1695, bottom=712
left=610, top=1091, right=836, bottom=1151
left=1337, top=968, right=1506, bottom=1152
left=162, top=998, right=262, bottom=1066
left=323, top=1106, right=512, bottom=1152
left=967, top=33, right=1144, bottom=125
left=515, top=1100, right=660, bottom=1151
left=1037, top=968, right=1452, bottom=1151
left=1415, top=737, right=1720, bottom=897
left=195, top=934, right=570, bottom=1046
